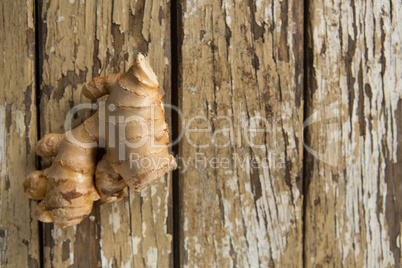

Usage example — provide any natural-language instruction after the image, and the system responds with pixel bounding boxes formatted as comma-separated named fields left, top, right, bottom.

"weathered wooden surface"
left=178, top=0, right=304, bottom=266
left=2, top=0, right=402, bottom=267
left=38, top=0, right=172, bottom=267
left=0, top=0, right=40, bottom=267
left=304, top=0, right=402, bottom=267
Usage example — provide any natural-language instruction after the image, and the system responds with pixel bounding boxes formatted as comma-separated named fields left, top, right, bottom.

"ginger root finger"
left=95, top=157, right=127, bottom=203
left=36, top=133, right=64, bottom=158
left=23, top=170, right=47, bottom=200
left=82, top=73, right=119, bottom=100
left=23, top=113, right=100, bottom=228
left=35, top=201, right=52, bottom=223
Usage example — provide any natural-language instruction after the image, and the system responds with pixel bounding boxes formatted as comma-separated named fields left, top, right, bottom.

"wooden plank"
left=304, top=0, right=402, bottom=266
left=38, top=1, right=100, bottom=266
left=0, top=0, right=40, bottom=267
left=38, top=0, right=172, bottom=266
left=178, top=0, right=304, bottom=266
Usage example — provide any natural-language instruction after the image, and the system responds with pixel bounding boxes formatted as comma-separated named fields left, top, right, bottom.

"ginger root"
left=24, top=113, right=100, bottom=228
left=24, top=53, right=176, bottom=227
left=83, top=53, right=177, bottom=203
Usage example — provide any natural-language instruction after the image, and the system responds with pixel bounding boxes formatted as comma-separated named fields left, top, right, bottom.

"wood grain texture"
left=0, top=0, right=40, bottom=267
left=304, top=0, right=402, bottom=266
left=3, top=0, right=401, bottom=266
left=38, top=0, right=172, bottom=267
left=178, top=0, right=304, bottom=266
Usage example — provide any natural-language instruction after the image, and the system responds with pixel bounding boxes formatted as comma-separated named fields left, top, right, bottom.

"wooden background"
left=0, top=0, right=401, bottom=267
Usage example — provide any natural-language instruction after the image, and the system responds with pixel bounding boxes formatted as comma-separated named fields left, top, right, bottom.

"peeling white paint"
left=151, top=185, right=157, bottom=197
left=146, top=247, right=158, bottom=268
left=184, top=0, right=197, bottom=19
left=188, top=86, right=197, bottom=95
left=99, top=227, right=111, bottom=267
left=156, top=196, right=161, bottom=209
left=183, top=217, right=188, bottom=232
left=225, top=176, right=237, bottom=191
left=109, top=203, right=121, bottom=234
left=224, top=169, right=232, bottom=175
left=69, top=241, right=74, bottom=265
left=122, top=258, right=132, bottom=268
left=12, top=110, right=25, bottom=138
left=140, top=189, right=148, bottom=198
left=142, top=221, right=147, bottom=236
left=131, top=236, right=141, bottom=255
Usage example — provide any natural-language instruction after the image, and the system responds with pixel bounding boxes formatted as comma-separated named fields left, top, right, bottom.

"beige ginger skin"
left=24, top=53, right=177, bottom=227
